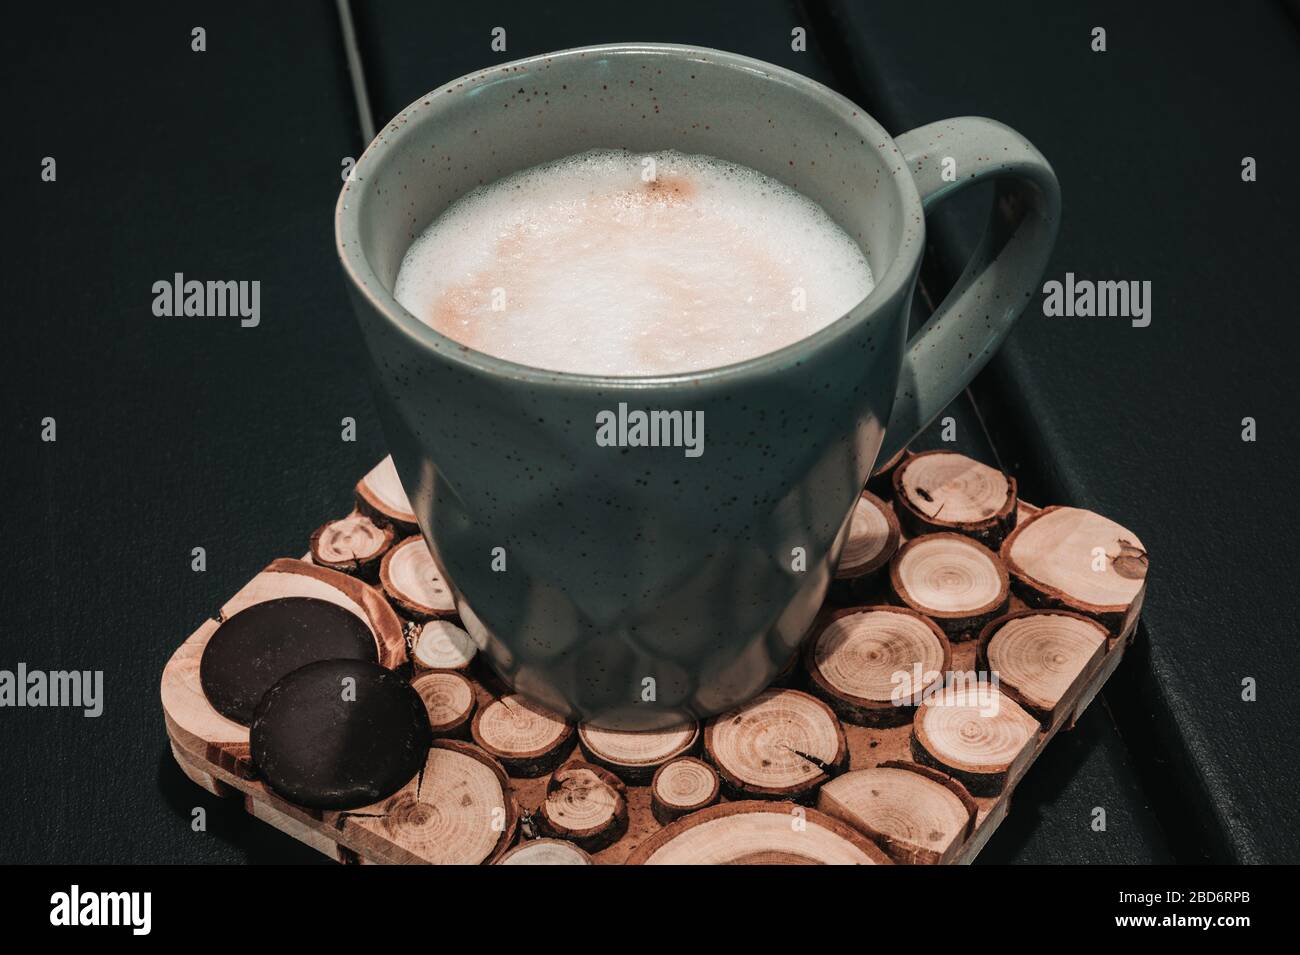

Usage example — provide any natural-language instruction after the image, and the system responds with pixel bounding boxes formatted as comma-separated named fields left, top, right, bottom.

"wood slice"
left=410, top=619, right=477, bottom=672
left=379, top=535, right=457, bottom=621
left=804, top=606, right=951, bottom=727
left=308, top=512, right=394, bottom=581
left=355, top=455, right=418, bottom=535
left=494, top=838, right=593, bottom=865
left=866, top=446, right=910, bottom=498
left=625, top=800, right=892, bottom=865
left=1000, top=505, right=1148, bottom=634
left=703, top=688, right=847, bottom=802
left=651, top=756, right=721, bottom=825
left=831, top=490, right=901, bottom=601
left=977, top=610, right=1108, bottom=728
left=576, top=719, right=700, bottom=784
left=889, top=532, right=1010, bottom=640
left=816, top=760, right=977, bottom=865
left=537, top=760, right=629, bottom=853
left=411, top=669, right=476, bottom=738
left=363, top=740, right=516, bottom=865
left=471, top=694, right=575, bottom=777
left=911, top=684, right=1039, bottom=796
left=893, top=450, right=1017, bottom=547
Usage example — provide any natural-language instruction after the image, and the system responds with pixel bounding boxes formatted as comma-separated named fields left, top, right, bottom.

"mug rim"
left=334, top=42, right=924, bottom=388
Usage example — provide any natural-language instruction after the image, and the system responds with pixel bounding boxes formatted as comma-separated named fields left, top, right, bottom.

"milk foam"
left=394, top=150, right=874, bottom=376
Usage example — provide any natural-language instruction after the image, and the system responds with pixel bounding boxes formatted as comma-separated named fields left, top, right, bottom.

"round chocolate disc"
left=200, top=596, right=378, bottom=725
left=250, top=659, right=431, bottom=810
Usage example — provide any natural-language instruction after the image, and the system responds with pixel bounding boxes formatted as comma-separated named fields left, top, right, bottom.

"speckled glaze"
left=336, top=44, right=1059, bottom=729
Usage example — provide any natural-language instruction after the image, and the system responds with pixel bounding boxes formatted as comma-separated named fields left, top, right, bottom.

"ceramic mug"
left=335, top=43, right=1059, bottom=729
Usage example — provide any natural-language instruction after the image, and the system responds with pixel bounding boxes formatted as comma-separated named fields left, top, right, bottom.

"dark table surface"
left=1, top=1, right=1290, bottom=864
left=816, top=0, right=1300, bottom=863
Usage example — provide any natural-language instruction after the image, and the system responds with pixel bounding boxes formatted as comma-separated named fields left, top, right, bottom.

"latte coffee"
left=394, top=150, right=873, bottom=376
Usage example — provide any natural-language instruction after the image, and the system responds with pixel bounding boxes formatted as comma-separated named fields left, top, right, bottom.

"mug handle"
left=874, top=117, right=1061, bottom=467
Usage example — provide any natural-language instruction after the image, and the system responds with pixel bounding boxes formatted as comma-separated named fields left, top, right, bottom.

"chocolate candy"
left=199, top=596, right=377, bottom=726
left=250, top=659, right=431, bottom=810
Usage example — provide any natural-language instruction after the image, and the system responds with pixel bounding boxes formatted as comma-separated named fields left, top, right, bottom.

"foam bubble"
left=394, top=149, right=874, bottom=376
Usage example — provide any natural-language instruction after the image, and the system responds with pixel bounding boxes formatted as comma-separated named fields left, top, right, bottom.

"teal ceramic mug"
left=335, top=44, right=1059, bottom=729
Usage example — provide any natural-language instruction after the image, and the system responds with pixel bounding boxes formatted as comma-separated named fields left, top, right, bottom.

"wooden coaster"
left=911, top=685, right=1039, bottom=796
left=471, top=694, right=575, bottom=777
left=625, top=800, right=892, bottom=865
left=1001, top=505, right=1148, bottom=635
left=890, top=532, right=1010, bottom=640
left=164, top=450, right=1147, bottom=865
left=577, top=720, right=700, bottom=784
left=804, top=606, right=951, bottom=726
left=817, top=760, right=977, bottom=865
left=650, top=756, right=721, bottom=825
left=703, top=688, right=847, bottom=802
left=977, top=610, right=1108, bottom=730
left=893, top=450, right=1018, bottom=547
left=379, top=536, right=457, bottom=621
left=355, top=455, right=418, bottom=535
